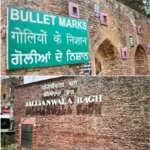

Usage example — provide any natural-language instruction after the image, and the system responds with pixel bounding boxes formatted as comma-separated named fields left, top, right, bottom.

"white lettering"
left=82, top=22, right=87, bottom=30
left=55, top=50, right=63, bottom=62
left=66, top=50, right=89, bottom=62
left=88, top=96, right=95, bottom=103
left=44, top=14, right=50, bottom=25
left=38, top=100, right=42, bottom=106
left=50, top=15, right=56, bottom=25
left=42, top=100, right=46, bottom=106
left=10, top=8, right=19, bottom=20
left=72, top=20, right=77, bottom=29
left=25, top=102, right=29, bottom=107
left=21, top=10, right=28, bottom=22
left=11, top=28, right=47, bottom=44
left=58, top=99, right=62, bottom=105
left=53, top=32, right=62, bottom=44
left=46, top=100, right=51, bottom=105
left=9, top=8, right=56, bottom=25
left=85, top=97, right=90, bottom=103
left=67, top=98, right=73, bottom=104
left=41, top=82, right=65, bottom=90
left=95, top=95, right=102, bottom=102
left=61, top=98, right=67, bottom=105
left=59, top=17, right=86, bottom=30
left=29, top=101, right=32, bottom=107
left=51, top=99, right=58, bottom=105
left=59, top=17, right=66, bottom=27
left=67, top=19, right=72, bottom=28
left=77, top=97, right=83, bottom=104
left=25, top=95, right=102, bottom=107
left=11, top=49, right=51, bottom=66
left=34, top=100, right=38, bottom=106
left=37, top=13, right=43, bottom=24
left=29, top=12, right=37, bottom=23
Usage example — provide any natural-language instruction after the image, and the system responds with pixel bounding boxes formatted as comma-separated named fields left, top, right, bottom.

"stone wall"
left=14, top=76, right=150, bottom=150
left=1, top=0, right=150, bottom=76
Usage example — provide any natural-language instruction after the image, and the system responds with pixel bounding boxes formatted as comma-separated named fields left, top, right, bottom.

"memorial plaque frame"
left=21, top=124, right=33, bottom=148
left=17, top=118, right=39, bottom=150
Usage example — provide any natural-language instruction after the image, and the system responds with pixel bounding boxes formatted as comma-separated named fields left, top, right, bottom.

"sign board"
left=129, top=36, right=134, bottom=48
left=0, top=114, right=10, bottom=119
left=2, top=108, right=10, bottom=114
left=21, top=124, right=33, bottom=149
left=83, top=61, right=91, bottom=75
left=7, top=7, right=89, bottom=70
left=94, top=4, right=100, bottom=17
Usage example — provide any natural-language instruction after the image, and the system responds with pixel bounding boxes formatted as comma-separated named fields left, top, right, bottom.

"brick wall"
left=1, top=78, right=23, bottom=106
left=1, top=79, right=9, bottom=106
left=1, top=0, right=150, bottom=76
left=14, top=76, right=150, bottom=150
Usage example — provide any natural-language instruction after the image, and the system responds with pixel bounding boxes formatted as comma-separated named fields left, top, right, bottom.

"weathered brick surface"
left=1, top=0, right=150, bottom=75
left=14, top=76, right=150, bottom=150
left=1, top=78, right=22, bottom=106
left=1, top=79, right=9, bottom=105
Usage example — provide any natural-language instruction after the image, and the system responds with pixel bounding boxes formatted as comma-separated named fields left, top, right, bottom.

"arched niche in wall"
left=134, top=45, right=149, bottom=75
left=95, top=39, right=122, bottom=75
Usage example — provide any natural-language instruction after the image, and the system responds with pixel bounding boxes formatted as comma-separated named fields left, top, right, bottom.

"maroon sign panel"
left=2, top=108, right=10, bottom=114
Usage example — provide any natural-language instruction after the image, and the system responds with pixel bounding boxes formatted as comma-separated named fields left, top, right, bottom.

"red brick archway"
left=95, top=39, right=122, bottom=75
left=134, top=45, right=149, bottom=75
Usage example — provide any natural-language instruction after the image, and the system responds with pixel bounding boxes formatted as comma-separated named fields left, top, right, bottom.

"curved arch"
left=134, top=44, right=149, bottom=75
left=21, top=118, right=36, bottom=125
left=95, top=38, right=122, bottom=75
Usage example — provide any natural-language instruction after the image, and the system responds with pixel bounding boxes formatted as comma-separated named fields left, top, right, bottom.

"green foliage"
left=1, top=144, right=31, bottom=150
left=1, top=144, right=17, bottom=150
left=117, top=0, right=150, bottom=16
left=1, top=133, right=9, bottom=147
left=1, top=133, right=16, bottom=147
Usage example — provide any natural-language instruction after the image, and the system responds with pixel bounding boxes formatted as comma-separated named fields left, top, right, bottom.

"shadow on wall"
left=26, top=104, right=73, bottom=116
left=134, top=44, right=149, bottom=75
left=25, top=102, right=102, bottom=117
left=95, top=38, right=122, bottom=76
left=77, top=102, right=102, bottom=116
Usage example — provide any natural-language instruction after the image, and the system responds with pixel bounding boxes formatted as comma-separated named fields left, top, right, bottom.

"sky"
left=1, top=76, right=58, bottom=84
left=24, top=76, right=58, bottom=84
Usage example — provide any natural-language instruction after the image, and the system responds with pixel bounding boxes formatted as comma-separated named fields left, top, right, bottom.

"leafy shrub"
left=1, top=132, right=15, bottom=146
left=1, top=144, right=31, bottom=150
left=1, top=144, right=17, bottom=150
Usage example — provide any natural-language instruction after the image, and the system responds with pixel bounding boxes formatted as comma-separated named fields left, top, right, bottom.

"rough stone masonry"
left=14, top=76, right=150, bottom=150
left=1, top=0, right=150, bottom=75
